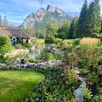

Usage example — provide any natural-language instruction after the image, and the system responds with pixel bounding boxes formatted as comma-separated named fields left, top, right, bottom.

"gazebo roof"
left=0, top=27, right=30, bottom=39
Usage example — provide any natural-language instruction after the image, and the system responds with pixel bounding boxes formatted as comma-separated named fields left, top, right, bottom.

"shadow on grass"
left=0, top=71, right=45, bottom=102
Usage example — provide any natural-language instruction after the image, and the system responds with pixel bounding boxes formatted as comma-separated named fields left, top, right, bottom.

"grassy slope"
left=0, top=70, right=45, bottom=102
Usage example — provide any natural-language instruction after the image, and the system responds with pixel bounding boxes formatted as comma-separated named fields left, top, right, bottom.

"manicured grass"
left=0, top=70, right=45, bottom=102
left=37, top=39, right=45, bottom=44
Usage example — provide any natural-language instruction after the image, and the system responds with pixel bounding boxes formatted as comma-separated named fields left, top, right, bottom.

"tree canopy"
left=70, top=0, right=101, bottom=38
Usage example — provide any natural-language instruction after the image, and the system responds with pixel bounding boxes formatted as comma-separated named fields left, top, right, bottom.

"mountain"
left=20, top=5, right=72, bottom=29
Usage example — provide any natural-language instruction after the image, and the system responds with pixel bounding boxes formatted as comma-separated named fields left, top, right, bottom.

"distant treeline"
left=25, top=0, right=102, bottom=40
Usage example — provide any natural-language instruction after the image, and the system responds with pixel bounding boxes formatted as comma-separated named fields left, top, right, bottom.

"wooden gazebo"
left=0, top=27, right=30, bottom=44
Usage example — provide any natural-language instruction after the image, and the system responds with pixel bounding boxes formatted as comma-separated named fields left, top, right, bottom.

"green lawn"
left=37, top=39, right=45, bottom=44
left=0, top=70, right=45, bottom=102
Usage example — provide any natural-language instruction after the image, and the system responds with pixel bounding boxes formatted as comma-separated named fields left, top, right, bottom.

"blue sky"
left=0, top=0, right=102, bottom=26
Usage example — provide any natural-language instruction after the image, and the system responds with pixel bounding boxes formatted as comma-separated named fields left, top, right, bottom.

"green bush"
left=57, top=32, right=68, bottom=39
left=45, top=37, right=55, bottom=44
left=55, top=38, right=62, bottom=48
left=92, top=95, right=102, bottom=102
left=28, top=59, right=35, bottom=63
left=0, top=36, right=13, bottom=63
left=97, top=88, right=102, bottom=94
left=76, top=44, right=101, bottom=70
left=0, top=55, right=7, bottom=63
left=0, top=36, right=13, bottom=54
left=39, top=52, right=56, bottom=61
left=23, top=43, right=33, bottom=48
left=62, top=39, right=74, bottom=48
left=15, top=44, right=23, bottom=49
left=47, top=53, right=55, bottom=60
left=80, top=68, right=89, bottom=75
left=82, top=86, right=92, bottom=102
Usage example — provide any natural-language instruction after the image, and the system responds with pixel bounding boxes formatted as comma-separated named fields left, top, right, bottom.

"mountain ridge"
left=20, top=5, right=72, bottom=29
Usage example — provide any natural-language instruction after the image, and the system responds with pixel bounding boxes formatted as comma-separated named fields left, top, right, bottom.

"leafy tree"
left=45, top=22, right=59, bottom=43
left=57, top=21, right=70, bottom=39
left=46, top=23, right=59, bottom=37
left=78, top=0, right=88, bottom=37
left=35, top=29, right=46, bottom=38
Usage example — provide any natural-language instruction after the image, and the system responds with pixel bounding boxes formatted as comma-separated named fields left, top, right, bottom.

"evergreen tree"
left=0, top=15, right=2, bottom=26
left=101, top=17, right=102, bottom=32
left=78, top=0, right=88, bottom=37
left=87, top=0, right=101, bottom=36
left=3, top=16, right=8, bottom=26
left=69, top=16, right=78, bottom=39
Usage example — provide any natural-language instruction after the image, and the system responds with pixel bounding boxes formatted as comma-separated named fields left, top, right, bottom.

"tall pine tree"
left=87, top=0, right=101, bottom=36
left=69, top=16, right=78, bottom=39
left=3, top=16, right=8, bottom=26
left=78, top=0, right=88, bottom=37
left=0, top=15, right=1, bottom=26
left=101, top=17, right=102, bottom=32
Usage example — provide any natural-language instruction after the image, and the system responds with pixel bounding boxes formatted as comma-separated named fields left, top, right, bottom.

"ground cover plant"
left=25, top=38, right=102, bottom=102
left=0, top=70, right=45, bottom=102
left=25, top=68, right=79, bottom=102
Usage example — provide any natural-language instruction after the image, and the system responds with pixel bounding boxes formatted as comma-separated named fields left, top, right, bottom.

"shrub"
left=66, top=69, right=78, bottom=86
left=0, top=55, right=7, bottom=63
left=62, top=39, right=74, bottom=48
left=47, top=53, right=55, bottom=60
left=82, top=86, right=92, bottom=102
left=15, top=44, right=22, bottom=49
left=0, top=36, right=13, bottom=54
left=37, top=39, right=45, bottom=44
left=80, top=68, right=89, bottom=75
left=92, top=95, right=102, bottom=102
left=76, top=43, right=101, bottom=70
left=28, top=59, right=35, bottom=63
left=0, top=36, right=13, bottom=63
left=97, top=88, right=102, bottom=94
left=23, top=43, right=33, bottom=48
left=39, top=51, right=56, bottom=61
left=45, top=37, right=55, bottom=44
left=57, top=32, right=68, bottom=39
left=55, top=38, right=62, bottom=48
left=74, top=39, right=80, bottom=45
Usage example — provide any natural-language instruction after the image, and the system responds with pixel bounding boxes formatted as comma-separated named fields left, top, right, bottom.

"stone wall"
left=0, top=60, right=62, bottom=70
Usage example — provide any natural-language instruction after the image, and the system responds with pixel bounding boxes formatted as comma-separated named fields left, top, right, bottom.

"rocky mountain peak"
left=36, top=8, right=46, bottom=17
left=46, top=5, right=66, bottom=16
left=20, top=5, right=72, bottom=29
left=47, top=5, right=57, bottom=12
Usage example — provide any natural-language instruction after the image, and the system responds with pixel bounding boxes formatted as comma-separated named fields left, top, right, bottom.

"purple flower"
left=34, top=96, right=41, bottom=102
